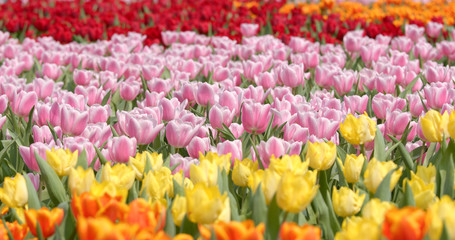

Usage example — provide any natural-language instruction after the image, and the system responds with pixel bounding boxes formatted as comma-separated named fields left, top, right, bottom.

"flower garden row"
left=0, top=0, right=455, bottom=239
left=1, top=0, right=455, bottom=44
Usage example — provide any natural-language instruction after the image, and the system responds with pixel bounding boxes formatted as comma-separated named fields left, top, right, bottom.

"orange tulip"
left=0, top=221, right=28, bottom=240
left=71, top=192, right=128, bottom=222
left=173, top=234, right=194, bottom=240
left=200, top=220, right=265, bottom=240
left=24, top=207, right=64, bottom=238
left=125, top=198, right=166, bottom=232
left=382, top=207, right=429, bottom=240
left=280, top=222, right=321, bottom=240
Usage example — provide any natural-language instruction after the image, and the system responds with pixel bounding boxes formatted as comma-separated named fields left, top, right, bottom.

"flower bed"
left=0, top=0, right=454, bottom=240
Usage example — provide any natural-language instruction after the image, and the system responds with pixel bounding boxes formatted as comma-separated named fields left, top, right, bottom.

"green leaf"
left=47, top=121, right=60, bottom=143
left=76, top=149, right=88, bottom=170
left=173, top=178, right=184, bottom=197
left=373, top=169, right=396, bottom=201
left=180, top=215, right=198, bottom=236
left=440, top=222, right=451, bottom=240
left=101, top=90, right=111, bottom=106
left=1, top=217, right=14, bottom=240
left=36, top=221, right=45, bottom=240
left=265, top=195, right=281, bottom=240
left=335, top=158, right=348, bottom=187
left=437, top=140, right=455, bottom=198
left=228, top=191, right=241, bottom=221
left=251, top=185, right=267, bottom=225
left=23, top=106, right=35, bottom=145
left=399, top=73, right=421, bottom=98
left=35, top=151, right=69, bottom=205
left=164, top=207, right=176, bottom=237
left=92, top=146, right=107, bottom=169
left=373, top=127, right=386, bottom=162
left=400, top=181, right=416, bottom=208
left=423, top=143, right=437, bottom=167
left=23, top=173, right=41, bottom=209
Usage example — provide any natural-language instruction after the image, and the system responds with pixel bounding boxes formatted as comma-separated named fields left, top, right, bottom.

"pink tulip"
left=289, top=37, right=315, bottom=53
left=186, top=137, right=211, bottom=159
left=88, top=105, right=111, bottom=124
left=0, top=95, right=8, bottom=114
left=142, top=65, right=165, bottom=81
left=219, top=90, right=242, bottom=116
left=240, top=23, right=259, bottom=37
left=217, top=140, right=242, bottom=163
left=242, top=60, right=263, bottom=80
left=283, top=123, right=309, bottom=143
left=119, top=81, right=141, bottom=101
left=60, top=105, right=89, bottom=136
left=170, top=154, right=198, bottom=177
left=254, top=72, right=276, bottom=89
left=256, top=137, right=302, bottom=168
left=391, top=36, right=414, bottom=53
left=179, top=31, right=196, bottom=44
left=63, top=137, right=97, bottom=165
left=73, top=69, right=93, bottom=86
left=138, top=92, right=165, bottom=108
left=413, top=42, right=439, bottom=62
left=424, top=82, right=455, bottom=110
left=75, top=86, right=109, bottom=106
left=108, top=136, right=137, bottom=163
left=278, top=64, right=305, bottom=88
left=0, top=115, right=5, bottom=131
left=81, top=123, right=112, bottom=147
left=372, top=93, right=407, bottom=119
left=19, top=142, right=53, bottom=172
left=333, top=70, right=356, bottom=95
left=407, top=93, right=427, bottom=117
left=33, top=78, right=54, bottom=100
left=161, top=31, right=179, bottom=46
left=209, top=104, right=235, bottom=129
left=166, top=119, right=202, bottom=148
left=241, top=100, right=271, bottom=134
left=42, top=63, right=62, bottom=80
left=360, top=44, right=387, bottom=65
left=385, top=110, right=411, bottom=136
left=32, top=125, right=62, bottom=144
left=426, top=21, right=443, bottom=38
left=26, top=173, right=40, bottom=191
left=11, top=91, right=37, bottom=117
left=343, top=95, right=369, bottom=114
left=124, top=114, right=164, bottom=145
left=159, top=98, right=181, bottom=122
left=405, top=24, right=425, bottom=42
left=424, top=64, right=451, bottom=83
left=212, top=66, right=230, bottom=82
left=229, top=123, right=244, bottom=139
left=195, top=82, right=217, bottom=106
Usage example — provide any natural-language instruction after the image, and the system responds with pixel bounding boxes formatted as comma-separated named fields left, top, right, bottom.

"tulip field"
left=2, top=0, right=455, bottom=239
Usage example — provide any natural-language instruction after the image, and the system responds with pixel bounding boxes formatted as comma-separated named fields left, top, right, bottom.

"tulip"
left=340, top=154, right=365, bottom=183
left=25, top=207, right=64, bottom=238
left=382, top=207, right=428, bottom=240
left=101, top=163, right=136, bottom=190
left=254, top=72, right=276, bottom=89
left=240, top=23, right=259, bottom=37
left=305, top=141, right=337, bottom=170
left=200, top=220, right=265, bottom=240
left=166, top=119, right=202, bottom=148
left=340, top=113, right=376, bottom=146
left=60, top=105, right=89, bottom=136
left=68, top=167, right=95, bottom=196
left=195, top=82, right=216, bottom=107
left=27, top=173, right=40, bottom=192
left=335, top=217, right=381, bottom=240
left=403, top=173, right=436, bottom=209
left=19, top=142, right=53, bottom=172
left=343, top=95, right=368, bottom=114
left=190, top=159, right=218, bottom=187
left=217, top=140, right=242, bottom=164
left=185, top=183, right=228, bottom=224
left=42, top=63, right=62, bottom=80
left=257, top=137, right=302, bottom=169
left=385, top=110, right=412, bottom=136
left=280, top=222, right=321, bottom=240
left=46, top=148, right=78, bottom=177
left=88, top=104, right=111, bottom=124
left=406, top=24, right=425, bottom=42
left=232, top=158, right=258, bottom=187
left=278, top=64, right=305, bottom=88
left=364, top=158, right=403, bottom=194
left=427, top=196, right=455, bottom=240
left=71, top=191, right=127, bottom=221
left=141, top=167, right=173, bottom=202
left=332, top=187, right=366, bottom=217
left=170, top=154, right=198, bottom=178
left=448, top=111, right=455, bottom=139
left=268, top=155, right=309, bottom=176
left=77, top=217, right=140, bottom=240
left=276, top=171, right=318, bottom=213
left=73, top=69, right=93, bottom=86
left=172, top=195, right=187, bottom=227
left=426, top=21, right=443, bottom=38
left=119, top=81, right=140, bottom=101
left=129, top=151, right=163, bottom=180
left=209, top=104, right=235, bottom=130
left=219, top=90, right=242, bottom=116
left=11, top=90, right=37, bottom=117
left=0, top=173, right=28, bottom=208
left=33, top=77, right=54, bottom=100
left=108, top=136, right=137, bottom=163
left=362, top=198, right=397, bottom=225
left=420, top=109, right=449, bottom=142
left=124, top=115, right=164, bottom=145
left=0, top=221, right=28, bottom=240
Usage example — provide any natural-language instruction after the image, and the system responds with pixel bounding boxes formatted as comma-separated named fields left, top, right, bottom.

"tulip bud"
left=362, top=198, right=396, bottom=224
left=332, top=187, right=366, bottom=217
left=427, top=196, right=455, bottom=240
left=276, top=171, right=318, bottom=213
left=232, top=158, right=258, bottom=187
left=306, top=141, right=337, bottom=170
left=382, top=207, right=428, bottom=240
left=185, top=183, right=228, bottom=224
left=25, top=207, right=64, bottom=238
left=341, top=154, right=365, bottom=183
left=403, top=173, right=436, bottom=209
left=141, top=167, right=173, bottom=202
left=69, top=167, right=95, bottom=195
left=335, top=216, right=381, bottom=240
left=100, top=163, right=135, bottom=190
left=171, top=195, right=187, bottom=227
left=0, top=173, right=28, bottom=208
left=189, top=160, right=218, bottom=187
left=340, top=113, right=376, bottom=146
left=129, top=152, right=163, bottom=180
left=420, top=109, right=449, bottom=142
left=46, top=148, right=78, bottom=177
left=364, top=158, right=403, bottom=194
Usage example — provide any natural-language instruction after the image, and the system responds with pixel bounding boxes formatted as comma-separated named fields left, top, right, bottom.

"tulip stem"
left=281, top=211, right=289, bottom=225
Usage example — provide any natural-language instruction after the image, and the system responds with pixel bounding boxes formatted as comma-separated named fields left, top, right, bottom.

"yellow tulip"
left=141, top=167, right=174, bottom=202
left=341, top=154, right=365, bottom=183
left=362, top=198, right=396, bottom=224
left=262, top=169, right=282, bottom=205
left=276, top=171, right=318, bottom=213
left=403, top=172, right=436, bottom=209
left=171, top=195, right=187, bottom=227
left=173, top=170, right=194, bottom=190
left=68, top=167, right=95, bottom=195
left=306, top=141, right=337, bottom=170
left=129, top=152, right=163, bottom=180
left=248, top=169, right=264, bottom=193
left=199, top=152, right=231, bottom=174
left=420, top=109, right=449, bottom=142
left=335, top=216, right=381, bottom=240
left=449, top=111, right=455, bottom=139
left=185, top=183, right=228, bottom=224
left=89, top=181, right=128, bottom=202
left=0, top=173, right=28, bottom=208
left=46, top=148, right=78, bottom=176
left=340, top=113, right=376, bottom=146
left=216, top=195, right=231, bottom=223
left=364, top=158, right=402, bottom=194
left=232, top=158, right=258, bottom=187
left=416, top=164, right=436, bottom=185
left=269, top=155, right=309, bottom=175
left=100, top=163, right=136, bottom=190
left=427, top=196, right=455, bottom=240
left=332, top=187, right=366, bottom=217
left=190, top=159, right=218, bottom=187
